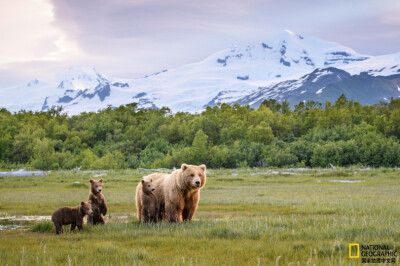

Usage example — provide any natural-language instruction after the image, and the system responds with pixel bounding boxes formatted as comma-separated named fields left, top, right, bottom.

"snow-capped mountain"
left=1, top=30, right=399, bottom=115
left=224, top=67, right=400, bottom=108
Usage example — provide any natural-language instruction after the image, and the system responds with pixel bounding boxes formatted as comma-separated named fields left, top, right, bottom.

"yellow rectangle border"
left=349, top=243, right=359, bottom=258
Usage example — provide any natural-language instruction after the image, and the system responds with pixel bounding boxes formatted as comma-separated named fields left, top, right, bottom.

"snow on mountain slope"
left=0, top=30, right=399, bottom=115
left=225, top=66, right=400, bottom=109
left=0, top=79, right=57, bottom=112
left=205, top=30, right=369, bottom=75
left=111, top=30, right=370, bottom=112
left=342, top=52, right=400, bottom=76
left=228, top=67, right=352, bottom=107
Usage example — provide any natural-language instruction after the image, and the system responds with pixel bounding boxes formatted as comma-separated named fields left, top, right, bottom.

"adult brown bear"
left=135, top=164, right=206, bottom=223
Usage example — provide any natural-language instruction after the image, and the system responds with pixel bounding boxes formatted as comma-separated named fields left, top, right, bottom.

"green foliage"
left=80, top=149, right=99, bottom=170
left=264, top=146, right=298, bottom=167
left=1, top=96, right=400, bottom=169
left=31, top=138, right=59, bottom=170
left=246, top=121, right=275, bottom=144
left=191, top=129, right=208, bottom=164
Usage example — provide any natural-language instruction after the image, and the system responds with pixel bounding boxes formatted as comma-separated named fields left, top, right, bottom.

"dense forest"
left=1, top=94, right=400, bottom=170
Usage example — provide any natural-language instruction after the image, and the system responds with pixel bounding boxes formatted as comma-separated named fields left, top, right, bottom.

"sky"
left=0, top=0, right=399, bottom=87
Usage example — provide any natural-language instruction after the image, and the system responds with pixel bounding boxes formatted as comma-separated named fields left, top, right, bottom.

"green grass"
left=0, top=168, right=399, bottom=265
left=31, top=221, right=54, bottom=233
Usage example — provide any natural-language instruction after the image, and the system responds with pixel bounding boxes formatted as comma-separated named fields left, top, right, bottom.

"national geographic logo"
left=349, top=244, right=359, bottom=258
left=349, top=244, right=398, bottom=264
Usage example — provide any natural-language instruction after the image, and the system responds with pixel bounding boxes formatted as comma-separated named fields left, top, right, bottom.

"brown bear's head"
left=180, top=164, right=206, bottom=190
left=90, top=179, right=103, bottom=194
left=80, top=201, right=94, bottom=216
left=141, top=179, right=155, bottom=194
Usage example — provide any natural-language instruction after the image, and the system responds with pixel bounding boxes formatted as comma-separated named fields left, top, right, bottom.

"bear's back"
left=52, top=206, right=81, bottom=225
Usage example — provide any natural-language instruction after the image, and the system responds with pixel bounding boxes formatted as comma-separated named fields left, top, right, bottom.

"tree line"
left=1, top=94, right=400, bottom=170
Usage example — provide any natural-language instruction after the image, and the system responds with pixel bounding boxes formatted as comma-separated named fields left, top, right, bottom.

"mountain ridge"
left=0, top=31, right=399, bottom=115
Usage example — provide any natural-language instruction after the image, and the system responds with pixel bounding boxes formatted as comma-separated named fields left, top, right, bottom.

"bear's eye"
left=191, top=174, right=194, bottom=177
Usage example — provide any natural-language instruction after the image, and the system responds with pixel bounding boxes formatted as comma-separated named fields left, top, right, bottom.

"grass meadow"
left=0, top=168, right=399, bottom=265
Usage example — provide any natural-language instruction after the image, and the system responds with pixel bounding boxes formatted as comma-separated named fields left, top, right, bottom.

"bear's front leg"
left=158, top=203, right=165, bottom=221
left=151, top=207, right=159, bottom=223
left=182, top=192, right=199, bottom=221
left=70, top=223, right=76, bottom=232
left=77, top=221, right=83, bottom=231
left=98, top=214, right=105, bottom=224
left=141, top=209, right=149, bottom=223
left=101, top=201, right=107, bottom=216
left=165, top=202, right=183, bottom=223
left=87, top=213, right=94, bottom=225
left=55, top=223, right=63, bottom=234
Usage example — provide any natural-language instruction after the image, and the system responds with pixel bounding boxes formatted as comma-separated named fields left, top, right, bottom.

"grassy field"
left=0, top=168, right=399, bottom=265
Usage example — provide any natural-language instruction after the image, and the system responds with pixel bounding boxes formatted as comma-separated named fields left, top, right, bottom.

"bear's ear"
left=81, top=201, right=85, bottom=206
left=181, top=164, right=188, bottom=171
left=199, top=164, right=206, bottom=172
left=99, top=178, right=103, bottom=183
left=90, top=179, right=94, bottom=184
left=141, top=179, right=145, bottom=184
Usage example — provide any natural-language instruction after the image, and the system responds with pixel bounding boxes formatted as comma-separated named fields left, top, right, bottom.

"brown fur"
left=51, top=201, right=93, bottom=234
left=135, top=164, right=206, bottom=223
left=88, top=178, right=107, bottom=225
left=140, top=179, right=159, bottom=223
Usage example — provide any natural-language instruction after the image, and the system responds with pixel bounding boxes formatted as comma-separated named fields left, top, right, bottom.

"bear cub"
left=88, top=178, right=108, bottom=225
left=51, top=201, right=93, bottom=234
left=140, top=179, right=159, bottom=223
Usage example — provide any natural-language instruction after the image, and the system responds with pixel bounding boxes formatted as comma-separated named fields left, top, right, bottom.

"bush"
left=264, top=147, right=298, bottom=167
left=80, top=149, right=99, bottom=170
left=209, top=145, right=229, bottom=168
left=311, top=142, right=341, bottom=167
left=246, top=121, right=275, bottom=144
left=31, top=138, right=59, bottom=170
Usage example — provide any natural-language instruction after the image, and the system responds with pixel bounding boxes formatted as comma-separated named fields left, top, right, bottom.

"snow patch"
left=316, top=87, right=325, bottom=94
left=312, top=70, right=332, bottom=82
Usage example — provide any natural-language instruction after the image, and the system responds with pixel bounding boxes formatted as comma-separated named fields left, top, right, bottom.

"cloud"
left=0, top=0, right=80, bottom=64
left=0, top=0, right=399, bottom=87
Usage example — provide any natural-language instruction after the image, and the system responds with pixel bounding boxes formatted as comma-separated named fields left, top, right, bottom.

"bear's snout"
left=195, top=180, right=201, bottom=187
left=152, top=188, right=155, bottom=191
